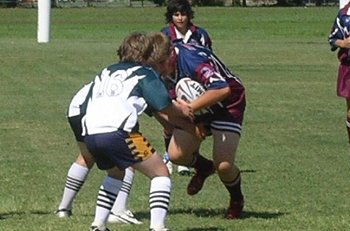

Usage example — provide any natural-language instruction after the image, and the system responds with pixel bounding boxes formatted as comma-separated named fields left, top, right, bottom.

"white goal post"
left=37, top=0, right=51, bottom=43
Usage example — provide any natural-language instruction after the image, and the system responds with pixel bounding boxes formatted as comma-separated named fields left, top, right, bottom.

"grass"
left=0, top=6, right=349, bottom=231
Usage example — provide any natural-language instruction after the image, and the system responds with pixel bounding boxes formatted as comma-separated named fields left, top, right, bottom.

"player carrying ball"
left=156, top=34, right=246, bottom=219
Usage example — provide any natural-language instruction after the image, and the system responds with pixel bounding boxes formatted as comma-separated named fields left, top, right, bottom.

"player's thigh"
left=133, top=152, right=169, bottom=179
left=76, top=141, right=95, bottom=168
left=168, top=129, right=201, bottom=158
left=212, top=130, right=240, bottom=164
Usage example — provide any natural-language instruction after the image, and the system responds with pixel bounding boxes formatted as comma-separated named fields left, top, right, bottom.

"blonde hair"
left=146, top=32, right=172, bottom=67
left=117, top=32, right=153, bottom=63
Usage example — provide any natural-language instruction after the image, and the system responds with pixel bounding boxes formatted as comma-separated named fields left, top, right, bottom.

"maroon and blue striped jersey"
left=174, top=43, right=245, bottom=122
left=329, top=3, right=350, bottom=63
left=161, top=22, right=212, bottom=50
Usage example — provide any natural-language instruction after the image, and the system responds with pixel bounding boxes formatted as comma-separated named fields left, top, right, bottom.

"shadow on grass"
left=168, top=208, right=284, bottom=219
left=3, top=206, right=284, bottom=223
left=186, top=228, right=225, bottom=231
left=0, top=211, right=26, bottom=219
left=133, top=208, right=285, bottom=221
left=0, top=210, right=66, bottom=218
left=31, top=210, right=53, bottom=215
left=241, top=210, right=286, bottom=219
left=240, top=169, right=257, bottom=173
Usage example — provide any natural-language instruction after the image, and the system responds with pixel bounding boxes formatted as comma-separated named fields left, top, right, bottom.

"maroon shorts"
left=337, top=64, right=350, bottom=98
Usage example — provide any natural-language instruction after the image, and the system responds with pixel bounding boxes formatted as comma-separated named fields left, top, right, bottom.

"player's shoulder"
left=136, top=66, right=161, bottom=81
left=106, top=62, right=147, bottom=73
left=140, top=65, right=157, bottom=74
left=105, top=62, right=134, bottom=72
left=100, top=62, right=157, bottom=81
left=160, top=26, right=170, bottom=35
left=340, top=4, right=350, bottom=16
left=195, top=26, right=210, bottom=35
left=190, top=23, right=210, bottom=36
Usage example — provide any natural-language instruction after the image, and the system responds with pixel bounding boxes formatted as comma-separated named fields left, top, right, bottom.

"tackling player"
left=60, top=32, right=203, bottom=231
left=56, top=85, right=142, bottom=224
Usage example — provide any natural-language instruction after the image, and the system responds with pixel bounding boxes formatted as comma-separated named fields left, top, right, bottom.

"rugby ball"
left=175, top=77, right=206, bottom=103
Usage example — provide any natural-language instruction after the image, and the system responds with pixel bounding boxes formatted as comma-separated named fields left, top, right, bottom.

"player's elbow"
left=219, top=86, right=231, bottom=100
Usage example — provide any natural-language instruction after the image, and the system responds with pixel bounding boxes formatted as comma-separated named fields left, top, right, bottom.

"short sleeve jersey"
left=67, top=82, right=93, bottom=118
left=175, top=43, right=241, bottom=89
left=174, top=43, right=246, bottom=119
left=82, top=62, right=171, bottom=135
left=329, top=3, right=350, bottom=63
left=160, top=22, right=212, bottom=99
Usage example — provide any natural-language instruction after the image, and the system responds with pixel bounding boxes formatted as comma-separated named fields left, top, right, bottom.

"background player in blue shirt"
left=161, top=0, right=212, bottom=50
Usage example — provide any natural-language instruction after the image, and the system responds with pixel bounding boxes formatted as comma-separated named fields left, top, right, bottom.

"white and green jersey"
left=82, top=62, right=171, bottom=135
left=67, top=82, right=93, bottom=118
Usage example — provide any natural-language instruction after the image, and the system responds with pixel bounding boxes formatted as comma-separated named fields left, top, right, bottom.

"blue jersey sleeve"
left=329, top=6, right=350, bottom=51
left=176, top=44, right=207, bottom=78
left=192, top=26, right=212, bottom=50
left=328, top=15, right=343, bottom=51
left=176, top=44, right=229, bottom=90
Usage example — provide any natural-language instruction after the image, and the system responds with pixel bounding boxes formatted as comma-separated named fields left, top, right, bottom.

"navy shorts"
left=195, top=108, right=244, bottom=136
left=84, top=131, right=155, bottom=170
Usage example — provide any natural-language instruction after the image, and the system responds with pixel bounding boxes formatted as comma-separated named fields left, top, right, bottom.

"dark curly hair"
left=164, top=0, right=194, bottom=24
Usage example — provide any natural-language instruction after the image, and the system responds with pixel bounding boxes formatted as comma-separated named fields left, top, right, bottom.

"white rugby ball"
left=175, top=77, right=205, bottom=103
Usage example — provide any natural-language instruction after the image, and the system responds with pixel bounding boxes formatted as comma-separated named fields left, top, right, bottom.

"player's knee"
left=216, top=161, right=234, bottom=175
left=167, top=152, right=181, bottom=162
left=216, top=162, right=240, bottom=182
left=107, top=167, right=125, bottom=180
left=168, top=152, right=187, bottom=166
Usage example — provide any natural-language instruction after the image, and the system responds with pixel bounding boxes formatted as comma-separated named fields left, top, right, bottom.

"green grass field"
left=0, top=6, right=349, bottom=231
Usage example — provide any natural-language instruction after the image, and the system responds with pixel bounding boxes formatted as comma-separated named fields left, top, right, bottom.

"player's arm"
left=189, top=87, right=230, bottom=112
left=141, top=72, right=204, bottom=139
left=156, top=102, right=206, bottom=139
left=328, top=16, right=350, bottom=50
left=191, top=63, right=231, bottom=112
left=153, top=112, right=174, bottom=134
left=334, top=37, right=350, bottom=49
